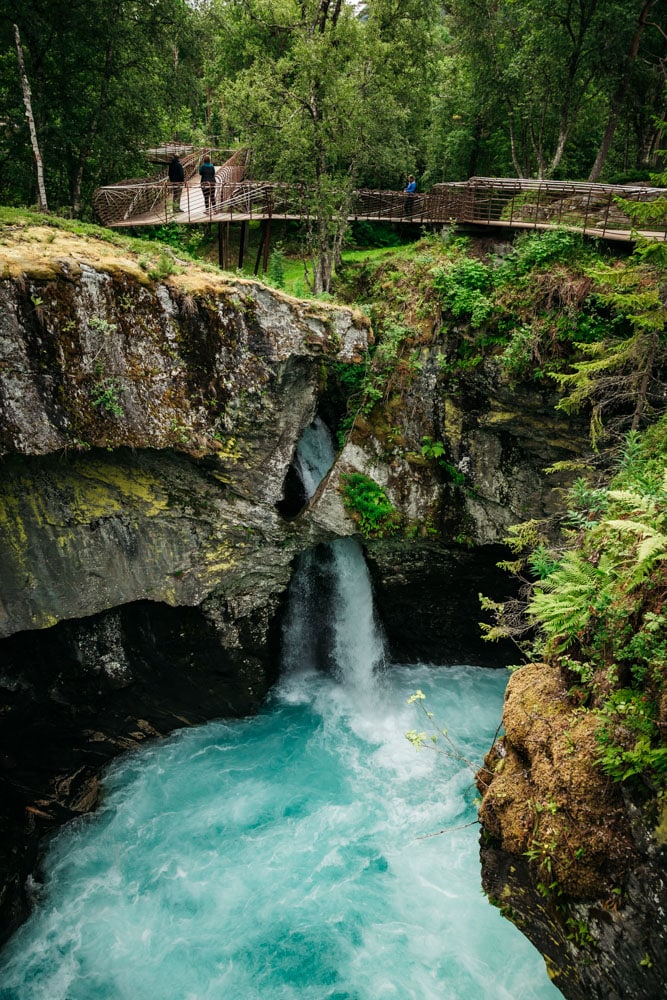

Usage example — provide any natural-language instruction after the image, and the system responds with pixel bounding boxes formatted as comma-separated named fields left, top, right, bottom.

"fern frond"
left=604, top=518, right=654, bottom=537
left=629, top=532, right=667, bottom=589
left=528, top=552, right=602, bottom=647
left=543, top=460, right=594, bottom=475
left=607, top=490, right=657, bottom=516
left=635, top=532, right=667, bottom=566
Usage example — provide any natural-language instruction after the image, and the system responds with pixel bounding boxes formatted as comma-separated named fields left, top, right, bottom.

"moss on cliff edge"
left=478, top=662, right=634, bottom=900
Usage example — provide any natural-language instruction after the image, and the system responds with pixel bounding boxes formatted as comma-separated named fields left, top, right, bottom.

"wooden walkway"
left=93, top=151, right=667, bottom=244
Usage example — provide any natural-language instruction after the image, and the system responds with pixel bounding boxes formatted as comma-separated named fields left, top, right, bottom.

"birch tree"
left=12, top=23, right=48, bottom=211
left=209, top=0, right=440, bottom=293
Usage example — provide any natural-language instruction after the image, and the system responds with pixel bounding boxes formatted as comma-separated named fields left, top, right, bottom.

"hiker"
left=199, top=154, right=216, bottom=211
left=404, top=175, right=416, bottom=217
left=168, top=153, right=185, bottom=212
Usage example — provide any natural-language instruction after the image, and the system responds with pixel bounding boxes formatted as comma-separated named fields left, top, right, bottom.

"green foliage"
left=562, top=477, right=610, bottom=529
left=348, top=221, right=405, bottom=249
left=332, top=319, right=416, bottom=446
left=499, top=324, right=540, bottom=379
left=615, top=149, right=667, bottom=265
left=267, top=246, right=287, bottom=288
left=527, top=544, right=560, bottom=580
left=596, top=690, right=667, bottom=784
left=495, top=230, right=587, bottom=283
left=147, top=253, right=180, bottom=280
left=421, top=436, right=468, bottom=485
left=490, top=423, right=667, bottom=788
left=420, top=435, right=445, bottom=460
left=209, top=0, right=442, bottom=291
left=90, top=377, right=124, bottom=418
left=441, top=1, right=664, bottom=182
left=432, top=254, right=493, bottom=327
left=153, top=224, right=207, bottom=258
left=553, top=260, right=667, bottom=447
left=340, top=472, right=400, bottom=538
left=529, top=550, right=607, bottom=654
left=88, top=316, right=117, bottom=336
left=3, top=0, right=204, bottom=215
left=565, top=917, right=594, bottom=948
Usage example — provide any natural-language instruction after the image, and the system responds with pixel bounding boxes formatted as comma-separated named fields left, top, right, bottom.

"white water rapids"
left=0, top=418, right=560, bottom=999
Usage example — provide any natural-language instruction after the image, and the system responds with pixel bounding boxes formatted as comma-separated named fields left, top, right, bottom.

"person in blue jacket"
left=404, top=174, right=416, bottom=217
left=199, top=154, right=216, bottom=211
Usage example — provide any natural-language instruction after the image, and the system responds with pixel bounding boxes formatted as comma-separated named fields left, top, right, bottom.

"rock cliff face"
left=309, top=337, right=590, bottom=665
left=0, top=223, right=370, bottom=936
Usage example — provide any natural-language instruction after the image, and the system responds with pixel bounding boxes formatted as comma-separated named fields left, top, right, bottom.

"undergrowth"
left=481, top=420, right=667, bottom=789
left=334, top=226, right=666, bottom=450
left=339, top=472, right=401, bottom=538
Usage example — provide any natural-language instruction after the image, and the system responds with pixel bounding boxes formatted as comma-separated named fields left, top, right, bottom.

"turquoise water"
left=0, top=663, right=559, bottom=1000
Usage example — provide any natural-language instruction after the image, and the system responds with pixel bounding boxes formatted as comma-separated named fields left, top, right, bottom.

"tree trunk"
left=631, top=332, right=659, bottom=431
left=588, top=0, right=656, bottom=182
left=13, top=24, right=48, bottom=212
left=507, top=111, right=525, bottom=178
left=546, top=125, right=572, bottom=179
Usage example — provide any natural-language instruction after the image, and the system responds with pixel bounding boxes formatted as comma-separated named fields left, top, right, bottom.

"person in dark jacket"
left=198, top=154, right=216, bottom=211
left=168, top=154, right=185, bottom=212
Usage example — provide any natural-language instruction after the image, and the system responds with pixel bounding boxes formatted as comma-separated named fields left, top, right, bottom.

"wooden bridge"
left=93, top=147, right=667, bottom=255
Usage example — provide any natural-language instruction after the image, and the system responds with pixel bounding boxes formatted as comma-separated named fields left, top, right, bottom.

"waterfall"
left=0, top=418, right=560, bottom=1000
left=292, top=415, right=335, bottom=500
left=281, top=417, right=385, bottom=692
left=329, top=537, right=385, bottom=690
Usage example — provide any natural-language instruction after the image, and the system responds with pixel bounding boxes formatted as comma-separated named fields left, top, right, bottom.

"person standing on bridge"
left=168, top=153, right=184, bottom=213
left=403, top=175, right=416, bottom=217
left=199, top=154, right=216, bottom=212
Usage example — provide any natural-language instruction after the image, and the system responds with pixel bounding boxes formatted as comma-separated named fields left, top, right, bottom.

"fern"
left=604, top=521, right=667, bottom=590
left=529, top=552, right=603, bottom=651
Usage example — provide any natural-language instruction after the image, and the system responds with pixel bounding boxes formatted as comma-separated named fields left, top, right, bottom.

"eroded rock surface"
left=477, top=663, right=667, bottom=999
left=0, top=225, right=369, bottom=938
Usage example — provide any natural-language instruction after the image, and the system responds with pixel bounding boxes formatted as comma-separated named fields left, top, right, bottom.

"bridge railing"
left=93, top=171, right=666, bottom=242
left=453, top=177, right=667, bottom=240
left=93, top=149, right=249, bottom=227
left=211, top=184, right=467, bottom=223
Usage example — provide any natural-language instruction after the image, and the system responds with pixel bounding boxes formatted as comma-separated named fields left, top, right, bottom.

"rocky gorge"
left=0, top=217, right=664, bottom=998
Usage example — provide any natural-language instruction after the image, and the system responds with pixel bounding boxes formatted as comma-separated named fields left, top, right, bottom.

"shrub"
left=91, top=377, right=124, bottom=418
left=432, top=256, right=493, bottom=327
left=340, top=472, right=400, bottom=538
left=267, top=246, right=286, bottom=287
left=496, top=229, right=586, bottom=282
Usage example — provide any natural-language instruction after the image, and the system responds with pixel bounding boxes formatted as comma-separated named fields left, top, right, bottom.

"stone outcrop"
left=0, top=222, right=369, bottom=939
left=477, top=663, right=667, bottom=999
left=0, top=226, right=370, bottom=638
left=308, top=338, right=590, bottom=665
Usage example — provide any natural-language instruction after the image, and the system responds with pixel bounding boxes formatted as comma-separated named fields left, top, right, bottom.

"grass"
left=0, top=204, right=424, bottom=303
left=0, top=206, right=207, bottom=267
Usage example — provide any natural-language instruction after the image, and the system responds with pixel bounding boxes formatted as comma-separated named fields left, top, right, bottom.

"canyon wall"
left=1, top=221, right=664, bottom=999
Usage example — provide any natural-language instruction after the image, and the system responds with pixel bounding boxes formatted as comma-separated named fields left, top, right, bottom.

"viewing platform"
left=93, top=149, right=667, bottom=246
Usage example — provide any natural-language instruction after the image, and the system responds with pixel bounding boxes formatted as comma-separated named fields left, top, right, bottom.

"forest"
left=1, top=0, right=666, bottom=217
